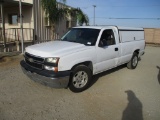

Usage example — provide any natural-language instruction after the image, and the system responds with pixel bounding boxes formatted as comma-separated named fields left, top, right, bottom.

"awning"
left=0, top=0, right=32, bottom=7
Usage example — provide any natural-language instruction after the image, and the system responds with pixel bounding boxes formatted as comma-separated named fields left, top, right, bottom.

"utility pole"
left=93, top=5, right=96, bottom=26
left=19, top=0, right=24, bottom=53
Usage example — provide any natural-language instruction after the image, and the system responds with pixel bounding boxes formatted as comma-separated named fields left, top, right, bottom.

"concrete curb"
left=0, top=52, right=21, bottom=59
left=146, top=44, right=160, bottom=47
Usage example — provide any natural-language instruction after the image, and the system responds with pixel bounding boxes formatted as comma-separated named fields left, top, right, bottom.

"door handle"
left=115, top=48, right=118, bottom=51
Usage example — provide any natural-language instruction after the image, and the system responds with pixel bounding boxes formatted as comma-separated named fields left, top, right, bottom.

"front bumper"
left=20, top=60, right=70, bottom=88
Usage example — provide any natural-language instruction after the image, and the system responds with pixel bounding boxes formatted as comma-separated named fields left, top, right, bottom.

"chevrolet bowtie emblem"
left=28, top=58, right=34, bottom=62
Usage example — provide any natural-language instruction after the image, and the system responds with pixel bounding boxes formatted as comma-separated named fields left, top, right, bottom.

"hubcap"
left=132, top=56, right=138, bottom=67
left=72, top=71, right=88, bottom=88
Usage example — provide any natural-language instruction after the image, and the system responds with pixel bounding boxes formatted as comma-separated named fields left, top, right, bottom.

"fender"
left=58, top=47, right=96, bottom=71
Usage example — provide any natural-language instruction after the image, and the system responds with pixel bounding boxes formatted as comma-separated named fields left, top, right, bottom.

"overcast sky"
left=65, top=0, right=160, bottom=28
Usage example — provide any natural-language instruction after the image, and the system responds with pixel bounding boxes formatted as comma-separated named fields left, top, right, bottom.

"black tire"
left=127, top=53, right=139, bottom=69
left=69, top=65, right=92, bottom=93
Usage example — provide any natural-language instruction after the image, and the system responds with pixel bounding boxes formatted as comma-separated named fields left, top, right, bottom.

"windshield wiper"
left=63, top=40, right=78, bottom=43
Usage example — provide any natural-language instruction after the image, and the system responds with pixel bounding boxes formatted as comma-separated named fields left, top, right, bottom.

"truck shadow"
left=122, top=90, right=143, bottom=120
left=157, top=66, right=160, bottom=84
left=88, top=64, right=126, bottom=88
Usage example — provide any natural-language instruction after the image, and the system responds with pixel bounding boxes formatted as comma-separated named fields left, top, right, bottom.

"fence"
left=0, top=27, right=160, bottom=52
left=0, top=28, right=34, bottom=52
left=0, top=28, right=34, bottom=43
left=144, top=28, right=160, bottom=44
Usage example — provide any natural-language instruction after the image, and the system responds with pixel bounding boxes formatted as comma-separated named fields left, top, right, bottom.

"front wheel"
left=127, top=53, right=139, bottom=69
left=69, top=65, right=92, bottom=93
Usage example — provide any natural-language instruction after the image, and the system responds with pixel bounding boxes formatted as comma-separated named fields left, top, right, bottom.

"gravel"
left=0, top=46, right=160, bottom=120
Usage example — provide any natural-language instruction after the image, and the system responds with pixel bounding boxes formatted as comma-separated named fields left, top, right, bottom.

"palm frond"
left=41, top=0, right=89, bottom=25
left=76, top=8, right=89, bottom=26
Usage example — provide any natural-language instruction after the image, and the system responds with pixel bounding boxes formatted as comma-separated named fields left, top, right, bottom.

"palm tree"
left=41, top=0, right=89, bottom=39
left=66, top=7, right=89, bottom=26
left=76, top=8, right=89, bottom=26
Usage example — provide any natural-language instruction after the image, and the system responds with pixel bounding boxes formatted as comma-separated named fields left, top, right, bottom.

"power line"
left=90, top=17, right=160, bottom=20
left=104, top=5, right=160, bottom=7
left=80, top=5, right=160, bottom=9
left=109, top=18, right=160, bottom=20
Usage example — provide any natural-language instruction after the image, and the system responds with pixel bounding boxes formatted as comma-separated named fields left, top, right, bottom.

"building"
left=0, top=0, right=76, bottom=52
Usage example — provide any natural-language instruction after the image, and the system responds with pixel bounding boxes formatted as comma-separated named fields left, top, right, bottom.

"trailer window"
left=99, top=29, right=115, bottom=46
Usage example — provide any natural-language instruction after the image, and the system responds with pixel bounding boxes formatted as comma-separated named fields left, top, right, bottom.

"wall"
left=4, top=6, right=33, bottom=29
left=2, top=5, right=34, bottom=42
left=33, top=0, right=77, bottom=43
left=144, top=28, right=160, bottom=44
left=0, top=0, right=77, bottom=52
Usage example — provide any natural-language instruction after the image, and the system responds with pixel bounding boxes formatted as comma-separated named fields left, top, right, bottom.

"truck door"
left=95, top=29, right=120, bottom=73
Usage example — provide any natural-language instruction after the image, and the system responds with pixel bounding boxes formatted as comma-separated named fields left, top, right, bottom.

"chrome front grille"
left=24, top=52, right=44, bottom=69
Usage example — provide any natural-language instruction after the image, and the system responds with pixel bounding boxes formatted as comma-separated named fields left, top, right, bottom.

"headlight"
left=44, top=57, right=59, bottom=72
left=45, top=57, right=59, bottom=64
left=44, top=65, right=58, bottom=72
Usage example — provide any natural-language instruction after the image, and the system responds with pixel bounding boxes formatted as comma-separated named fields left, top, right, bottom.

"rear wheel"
left=69, top=65, right=92, bottom=93
left=127, top=53, right=138, bottom=69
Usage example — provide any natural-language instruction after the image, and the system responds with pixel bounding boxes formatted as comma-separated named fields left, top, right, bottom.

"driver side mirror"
left=98, top=41, right=104, bottom=47
left=98, top=39, right=107, bottom=47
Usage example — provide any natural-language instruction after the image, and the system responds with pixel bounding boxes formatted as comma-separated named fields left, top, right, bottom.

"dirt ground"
left=0, top=46, right=160, bottom=120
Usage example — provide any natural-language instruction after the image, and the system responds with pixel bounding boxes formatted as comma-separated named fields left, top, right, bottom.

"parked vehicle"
left=20, top=26, right=145, bottom=92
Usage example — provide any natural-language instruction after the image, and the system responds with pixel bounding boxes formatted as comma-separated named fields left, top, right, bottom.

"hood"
left=25, top=41, right=92, bottom=57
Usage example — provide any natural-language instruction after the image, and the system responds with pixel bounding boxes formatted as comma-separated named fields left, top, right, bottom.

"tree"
left=76, top=8, right=89, bottom=26
left=67, top=7, right=89, bottom=26
left=41, top=0, right=89, bottom=39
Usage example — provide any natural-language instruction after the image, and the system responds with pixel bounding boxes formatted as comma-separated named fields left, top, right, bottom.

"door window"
left=99, top=29, right=115, bottom=47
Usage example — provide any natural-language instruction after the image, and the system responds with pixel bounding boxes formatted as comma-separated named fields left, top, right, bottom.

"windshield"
left=61, top=28, right=100, bottom=46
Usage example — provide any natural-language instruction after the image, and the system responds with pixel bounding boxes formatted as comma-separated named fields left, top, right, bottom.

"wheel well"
left=134, top=49, right=140, bottom=56
left=71, top=61, right=93, bottom=73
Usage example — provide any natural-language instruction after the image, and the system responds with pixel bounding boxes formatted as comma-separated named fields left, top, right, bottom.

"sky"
left=65, top=0, right=160, bottom=28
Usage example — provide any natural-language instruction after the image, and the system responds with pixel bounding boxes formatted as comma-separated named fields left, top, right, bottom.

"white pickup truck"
left=20, top=26, right=145, bottom=92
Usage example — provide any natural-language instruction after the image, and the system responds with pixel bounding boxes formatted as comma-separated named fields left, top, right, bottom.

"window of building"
left=44, top=16, right=51, bottom=26
left=8, top=14, right=18, bottom=25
